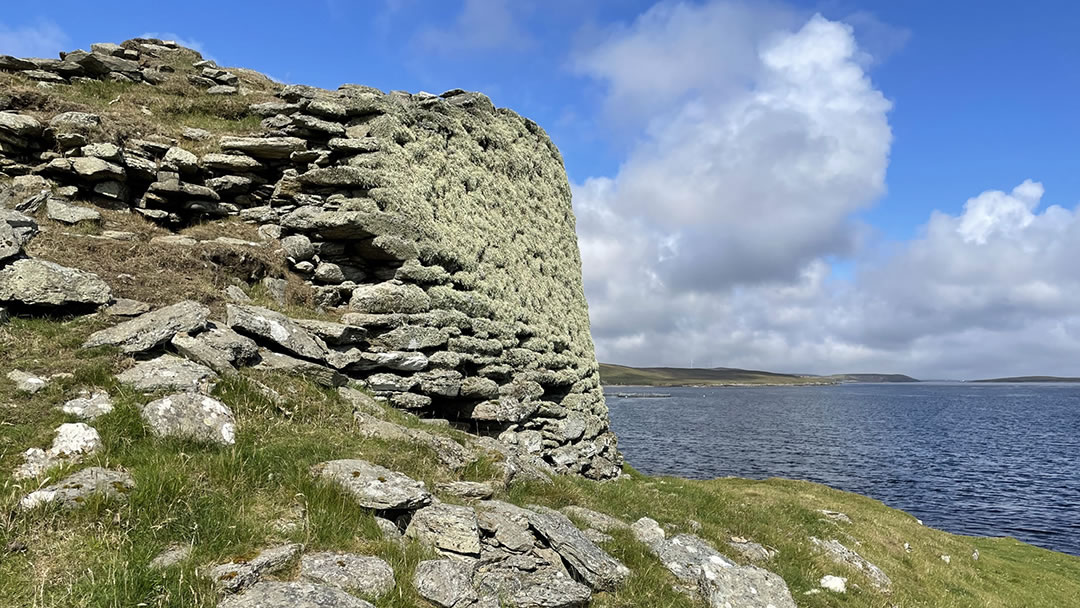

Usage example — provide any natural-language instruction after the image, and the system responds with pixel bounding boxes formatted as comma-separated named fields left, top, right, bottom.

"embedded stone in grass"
left=728, top=537, right=777, bottom=562
left=14, top=422, right=101, bottom=479
left=0, top=259, right=112, bottom=308
left=820, top=575, right=847, bottom=593
left=211, top=543, right=305, bottom=594
left=83, top=300, right=210, bottom=354
left=141, top=392, right=237, bottom=445
left=217, top=582, right=374, bottom=608
left=150, top=544, right=192, bottom=570
left=226, top=304, right=329, bottom=361
left=405, top=502, right=482, bottom=558
left=810, top=537, right=892, bottom=591
left=310, top=459, right=431, bottom=510
left=560, top=506, right=629, bottom=533
left=413, top=559, right=477, bottom=608
left=7, top=369, right=47, bottom=394
left=525, top=507, right=629, bottom=591
left=116, top=355, right=217, bottom=393
left=698, top=561, right=797, bottom=608
left=45, top=199, right=100, bottom=224
left=298, top=552, right=395, bottom=596
left=19, top=466, right=134, bottom=511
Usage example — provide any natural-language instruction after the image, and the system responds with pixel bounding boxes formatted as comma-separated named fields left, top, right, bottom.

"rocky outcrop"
left=0, top=37, right=616, bottom=477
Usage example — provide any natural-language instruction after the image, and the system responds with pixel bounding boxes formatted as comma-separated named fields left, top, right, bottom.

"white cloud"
left=414, top=0, right=535, bottom=53
left=0, top=21, right=69, bottom=58
left=572, top=2, right=1080, bottom=379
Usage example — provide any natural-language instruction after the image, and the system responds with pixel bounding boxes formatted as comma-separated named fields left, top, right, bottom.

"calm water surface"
left=606, top=383, right=1080, bottom=556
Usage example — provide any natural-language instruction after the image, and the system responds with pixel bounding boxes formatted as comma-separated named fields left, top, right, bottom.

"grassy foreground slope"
left=2, top=317, right=1079, bottom=608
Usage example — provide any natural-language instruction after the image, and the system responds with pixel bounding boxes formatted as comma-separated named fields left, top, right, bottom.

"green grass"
left=2, top=318, right=1079, bottom=607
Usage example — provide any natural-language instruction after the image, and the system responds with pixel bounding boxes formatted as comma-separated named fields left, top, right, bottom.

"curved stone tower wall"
left=0, top=39, right=618, bottom=479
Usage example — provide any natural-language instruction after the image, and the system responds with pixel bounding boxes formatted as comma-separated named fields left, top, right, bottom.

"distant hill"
left=598, top=363, right=833, bottom=386
left=598, top=364, right=920, bottom=386
left=972, top=376, right=1080, bottom=383
left=833, top=373, right=920, bottom=383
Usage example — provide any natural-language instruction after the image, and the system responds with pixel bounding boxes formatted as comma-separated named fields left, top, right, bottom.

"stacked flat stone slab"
left=0, top=39, right=617, bottom=479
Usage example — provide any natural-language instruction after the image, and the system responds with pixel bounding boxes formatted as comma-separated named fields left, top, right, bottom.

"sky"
left=2, top=0, right=1080, bottom=380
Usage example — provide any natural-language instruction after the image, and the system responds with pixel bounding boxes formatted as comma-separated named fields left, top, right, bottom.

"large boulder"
left=525, top=507, right=629, bottom=591
left=0, top=259, right=111, bottom=308
left=298, top=552, right=394, bottom=596
left=697, top=561, right=797, bottom=608
left=19, top=467, right=134, bottom=510
left=217, top=582, right=373, bottom=608
left=310, top=459, right=431, bottom=510
left=141, top=392, right=236, bottom=445
left=84, top=300, right=210, bottom=353
left=226, top=304, right=329, bottom=361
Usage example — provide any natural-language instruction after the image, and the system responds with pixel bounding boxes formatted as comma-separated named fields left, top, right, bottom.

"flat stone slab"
left=19, top=467, right=134, bottom=510
left=311, top=459, right=431, bottom=510
left=226, top=304, right=328, bottom=361
left=299, top=552, right=394, bottom=595
left=253, top=349, right=346, bottom=387
left=474, top=569, right=592, bottom=608
left=84, top=300, right=210, bottom=353
left=526, top=507, right=629, bottom=591
left=46, top=199, right=100, bottom=224
left=0, top=259, right=111, bottom=308
left=60, top=390, right=113, bottom=419
left=142, top=392, right=236, bottom=445
left=171, top=325, right=258, bottom=373
left=698, top=561, right=797, bottom=608
left=218, top=582, right=373, bottom=608
left=116, top=355, right=217, bottom=392
left=405, top=502, right=481, bottom=557
left=437, top=481, right=497, bottom=500
left=211, top=543, right=305, bottom=594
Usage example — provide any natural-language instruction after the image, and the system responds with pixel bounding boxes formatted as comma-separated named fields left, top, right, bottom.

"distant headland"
left=598, top=363, right=919, bottom=386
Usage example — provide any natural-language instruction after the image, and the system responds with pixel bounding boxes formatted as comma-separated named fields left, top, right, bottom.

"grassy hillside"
left=832, top=373, right=920, bottom=383
left=973, top=376, right=1080, bottom=383
left=598, top=363, right=832, bottom=386
left=3, top=316, right=1080, bottom=608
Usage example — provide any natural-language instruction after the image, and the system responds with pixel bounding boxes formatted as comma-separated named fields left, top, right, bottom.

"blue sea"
left=605, top=382, right=1080, bottom=556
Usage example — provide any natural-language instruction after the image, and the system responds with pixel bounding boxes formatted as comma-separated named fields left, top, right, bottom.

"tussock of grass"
left=2, top=319, right=1079, bottom=608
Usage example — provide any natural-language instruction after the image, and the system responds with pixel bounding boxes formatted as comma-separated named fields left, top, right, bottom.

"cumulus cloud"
left=573, top=2, right=1080, bottom=379
left=414, top=0, right=536, bottom=53
left=0, top=21, right=69, bottom=58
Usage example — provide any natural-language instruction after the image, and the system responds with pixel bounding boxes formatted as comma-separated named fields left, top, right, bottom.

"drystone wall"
left=0, top=38, right=618, bottom=479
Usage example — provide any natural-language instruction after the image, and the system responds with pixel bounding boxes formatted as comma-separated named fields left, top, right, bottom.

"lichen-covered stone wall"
left=0, top=39, right=619, bottom=479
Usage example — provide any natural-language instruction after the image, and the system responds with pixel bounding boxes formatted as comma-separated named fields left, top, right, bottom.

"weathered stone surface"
left=201, top=153, right=263, bottom=171
left=0, top=259, right=111, bottom=308
left=211, top=543, right=305, bottom=594
left=253, top=349, right=347, bottom=386
left=19, top=467, right=134, bottom=510
left=406, top=502, right=482, bottom=558
left=561, top=506, right=628, bottom=533
left=141, top=392, right=236, bottom=445
left=461, top=376, right=499, bottom=399
left=311, top=459, right=431, bottom=510
left=14, top=422, right=101, bottom=479
left=366, top=372, right=416, bottom=392
left=171, top=325, right=258, bottom=373
left=116, top=355, right=216, bottom=392
left=651, top=534, right=735, bottom=582
left=218, top=582, right=374, bottom=608
left=0, top=112, right=42, bottom=140
left=372, top=325, right=449, bottom=351
left=70, top=156, right=125, bottom=180
left=293, top=318, right=367, bottom=345
left=413, top=560, right=477, bottom=608
left=61, top=390, right=114, bottom=419
left=84, top=300, right=210, bottom=353
left=46, top=199, right=101, bottom=224
left=220, top=136, right=307, bottom=159
left=7, top=369, right=47, bottom=393
left=698, top=561, right=797, bottom=608
left=349, top=281, right=430, bottom=314
left=226, top=304, right=328, bottom=361
left=299, top=552, right=394, bottom=595
left=476, top=500, right=537, bottom=554
left=105, top=298, right=152, bottom=317
left=525, top=507, right=628, bottom=591
left=281, top=234, right=315, bottom=261
left=473, top=570, right=591, bottom=608
left=810, top=537, right=892, bottom=590
left=728, top=537, right=777, bottom=562
left=163, top=146, right=199, bottom=173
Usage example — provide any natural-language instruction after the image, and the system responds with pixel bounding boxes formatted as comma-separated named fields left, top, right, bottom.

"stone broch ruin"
left=1, top=39, right=804, bottom=608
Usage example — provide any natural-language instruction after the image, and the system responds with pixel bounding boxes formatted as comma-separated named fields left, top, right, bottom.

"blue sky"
left=3, top=1, right=1080, bottom=378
